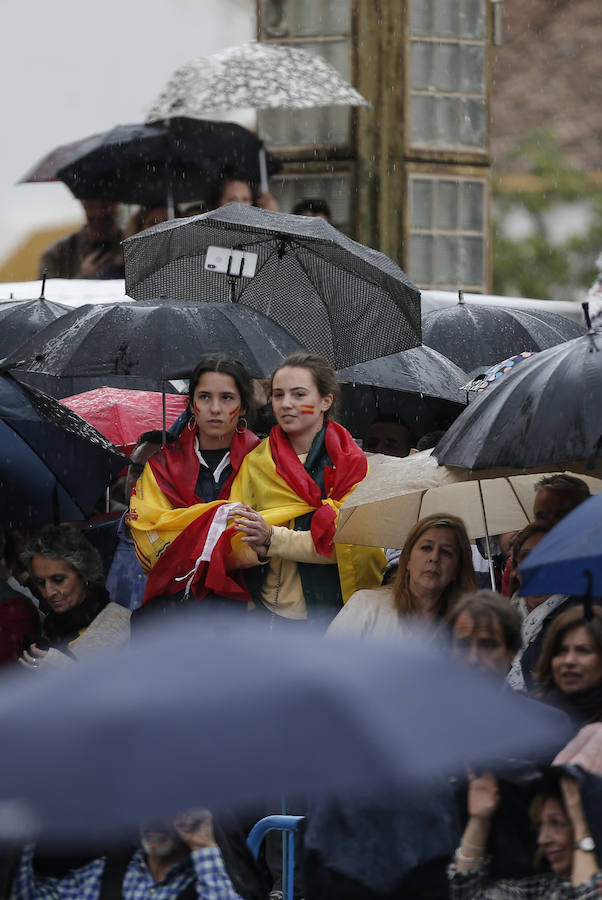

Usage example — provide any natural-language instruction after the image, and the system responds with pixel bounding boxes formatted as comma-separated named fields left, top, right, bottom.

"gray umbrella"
left=145, top=41, right=370, bottom=123
left=123, top=203, right=421, bottom=369
left=0, top=615, right=568, bottom=844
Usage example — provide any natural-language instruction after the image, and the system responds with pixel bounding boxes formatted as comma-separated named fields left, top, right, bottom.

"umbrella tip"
left=581, top=300, right=593, bottom=333
left=458, top=289, right=464, bottom=304
left=39, top=271, right=47, bottom=300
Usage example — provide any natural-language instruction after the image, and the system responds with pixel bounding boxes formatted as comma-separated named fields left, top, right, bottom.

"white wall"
left=0, top=0, right=255, bottom=262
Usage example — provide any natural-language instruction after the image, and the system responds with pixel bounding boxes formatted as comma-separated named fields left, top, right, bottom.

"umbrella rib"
left=506, top=478, right=532, bottom=521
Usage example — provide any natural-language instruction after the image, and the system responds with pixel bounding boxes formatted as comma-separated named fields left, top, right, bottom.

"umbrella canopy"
left=61, top=387, right=189, bottom=454
left=434, top=330, right=602, bottom=473
left=0, top=296, right=69, bottom=358
left=0, top=614, right=566, bottom=844
left=422, top=297, right=583, bottom=372
left=18, top=132, right=105, bottom=184
left=123, top=204, right=421, bottom=369
left=0, top=372, right=127, bottom=527
left=49, top=119, right=281, bottom=206
left=6, top=299, right=302, bottom=388
left=145, top=41, right=370, bottom=123
left=519, top=492, right=602, bottom=597
left=336, top=346, right=467, bottom=441
left=334, top=450, right=602, bottom=549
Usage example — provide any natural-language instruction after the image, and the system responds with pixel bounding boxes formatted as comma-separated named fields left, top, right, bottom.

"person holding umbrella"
left=534, top=605, right=602, bottom=729
left=449, top=770, right=601, bottom=897
left=38, top=198, right=124, bottom=279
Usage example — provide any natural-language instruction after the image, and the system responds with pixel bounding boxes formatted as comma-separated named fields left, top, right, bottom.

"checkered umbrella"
left=123, top=204, right=421, bottom=369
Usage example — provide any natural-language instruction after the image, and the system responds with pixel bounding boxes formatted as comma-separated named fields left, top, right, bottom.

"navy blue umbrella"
left=0, top=372, right=127, bottom=526
left=519, top=491, right=602, bottom=597
left=0, top=615, right=569, bottom=844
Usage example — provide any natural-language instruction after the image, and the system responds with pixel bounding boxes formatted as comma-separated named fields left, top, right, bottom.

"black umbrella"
left=50, top=119, right=281, bottom=206
left=123, top=203, right=422, bottom=369
left=0, top=615, right=566, bottom=844
left=0, top=296, right=69, bottom=359
left=6, top=299, right=302, bottom=389
left=336, top=346, right=467, bottom=441
left=0, top=372, right=127, bottom=527
left=422, top=293, right=582, bottom=372
left=434, top=323, right=602, bottom=472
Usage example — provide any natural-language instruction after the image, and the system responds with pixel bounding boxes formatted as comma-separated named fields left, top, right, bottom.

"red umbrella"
left=61, top=387, right=188, bottom=454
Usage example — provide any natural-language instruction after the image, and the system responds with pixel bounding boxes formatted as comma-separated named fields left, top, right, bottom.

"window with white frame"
left=409, top=0, right=488, bottom=152
left=409, top=174, right=487, bottom=290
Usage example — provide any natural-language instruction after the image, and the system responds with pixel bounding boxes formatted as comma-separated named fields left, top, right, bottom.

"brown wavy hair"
left=534, top=604, right=602, bottom=689
left=393, top=514, right=476, bottom=618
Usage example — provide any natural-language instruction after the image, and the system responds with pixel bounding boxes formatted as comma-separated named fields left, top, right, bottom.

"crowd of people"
left=0, top=337, right=600, bottom=899
left=1, top=166, right=600, bottom=898
left=37, top=170, right=332, bottom=281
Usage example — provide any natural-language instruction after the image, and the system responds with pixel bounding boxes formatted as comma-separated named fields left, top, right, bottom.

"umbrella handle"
left=478, top=481, right=497, bottom=590
left=258, top=146, right=269, bottom=194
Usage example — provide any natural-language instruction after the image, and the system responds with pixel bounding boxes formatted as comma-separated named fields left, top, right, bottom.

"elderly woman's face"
left=31, top=555, right=86, bottom=614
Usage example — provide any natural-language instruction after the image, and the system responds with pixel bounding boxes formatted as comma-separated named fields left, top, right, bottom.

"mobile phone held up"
left=204, top=245, right=258, bottom=279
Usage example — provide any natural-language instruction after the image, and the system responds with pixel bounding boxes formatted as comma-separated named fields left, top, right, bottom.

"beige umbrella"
left=334, top=449, right=602, bottom=551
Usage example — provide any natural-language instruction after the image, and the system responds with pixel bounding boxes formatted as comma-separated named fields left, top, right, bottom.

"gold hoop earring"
left=236, top=416, right=248, bottom=434
left=187, top=417, right=196, bottom=432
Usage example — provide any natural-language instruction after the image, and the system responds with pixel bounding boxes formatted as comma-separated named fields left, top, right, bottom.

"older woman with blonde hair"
left=327, top=513, right=476, bottom=639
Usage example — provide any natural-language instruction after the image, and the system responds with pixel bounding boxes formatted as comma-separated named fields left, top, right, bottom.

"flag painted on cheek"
left=300, top=404, right=315, bottom=415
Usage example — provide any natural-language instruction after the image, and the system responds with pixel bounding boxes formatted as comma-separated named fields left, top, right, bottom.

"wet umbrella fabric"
left=0, top=297, right=69, bottom=358
left=145, top=41, right=370, bottom=123
left=52, top=119, right=281, bottom=206
left=519, top=492, right=602, bottom=597
left=434, top=330, right=602, bottom=473
left=6, top=299, right=302, bottom=387
left=333, top=450, right=601, bottom=550
left=336, top=346, right=467, bottom=440
left=123, top=204, right=421, bottom=369
left=0, top=373, right=127, bottom=527
left=61, top=387, right=189, bottom=455
left=422, top=301, right=582, bottom=372
left=18, top=132, right=105, bottom=184
left=0, top=614, right=567, bottom=844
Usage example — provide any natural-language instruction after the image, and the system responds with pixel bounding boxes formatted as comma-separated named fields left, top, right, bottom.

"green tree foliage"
left=492, top=129, right=602, bottom=300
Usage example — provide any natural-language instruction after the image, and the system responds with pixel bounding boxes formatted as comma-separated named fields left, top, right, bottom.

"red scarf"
left=148, top=424, right=260, bottom=506
left=268, top=421, right=368, bottom=555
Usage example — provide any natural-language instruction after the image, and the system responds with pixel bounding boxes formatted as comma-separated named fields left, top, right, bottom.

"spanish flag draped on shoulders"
left=127, top=424, right=260, bottom=599
left=130, top=420, right=385, bottom=608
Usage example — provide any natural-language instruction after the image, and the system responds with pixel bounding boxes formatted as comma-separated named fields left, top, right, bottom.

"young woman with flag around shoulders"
left=127, top=353, right=260, bottom=609
left=130, top=352, right=385, bottom=624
